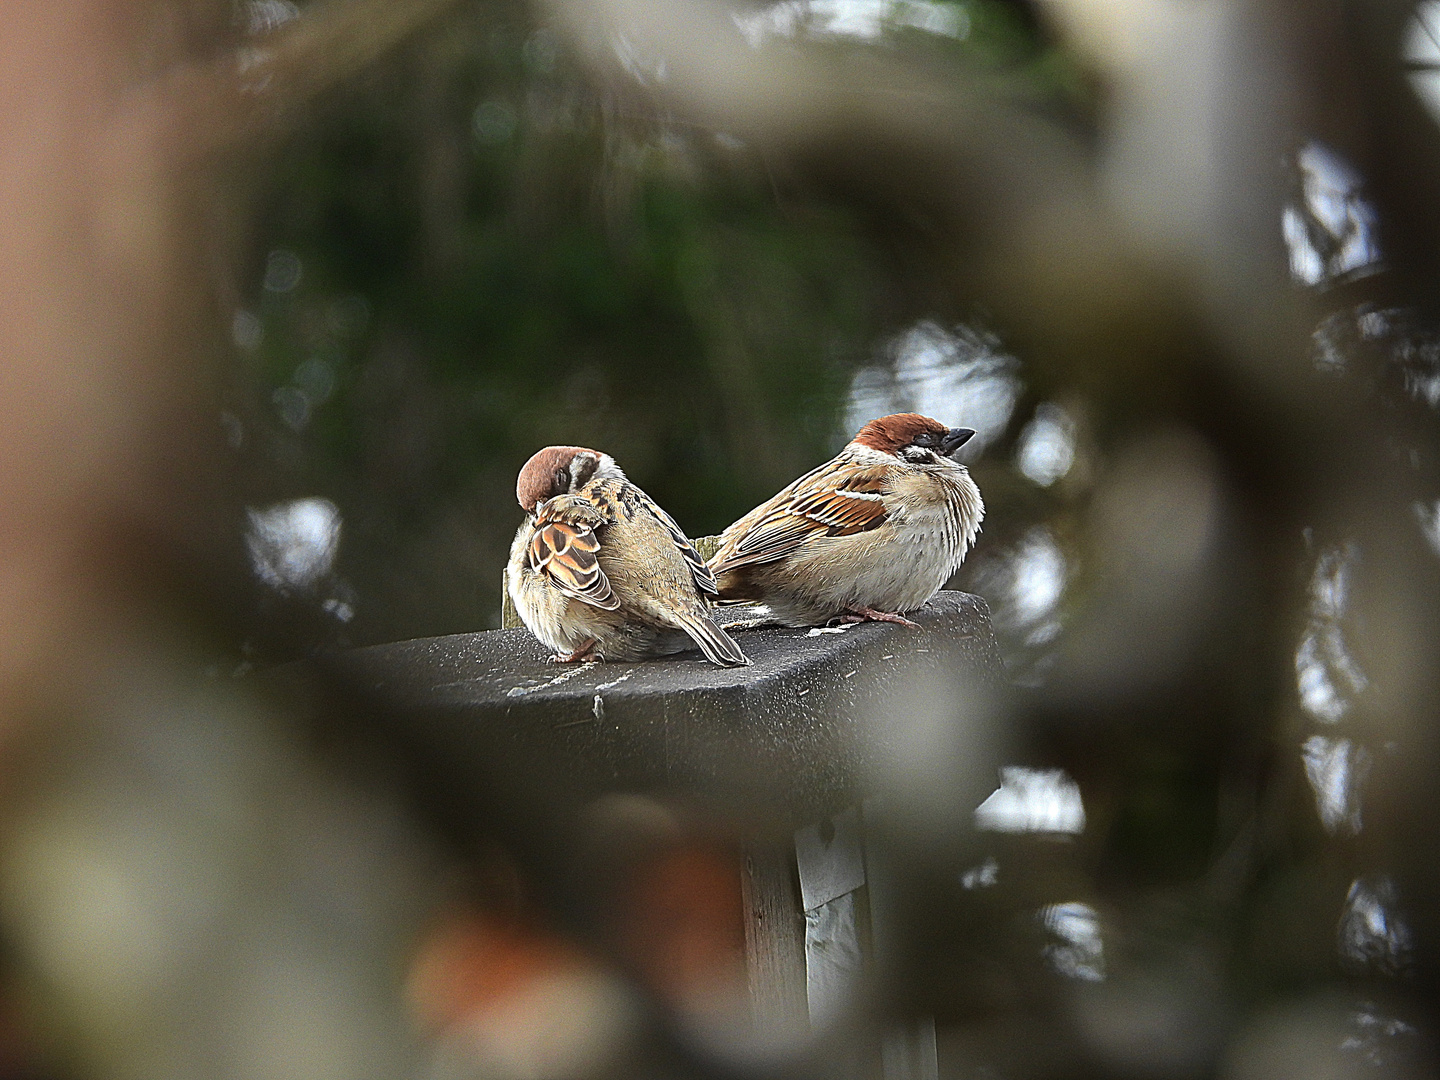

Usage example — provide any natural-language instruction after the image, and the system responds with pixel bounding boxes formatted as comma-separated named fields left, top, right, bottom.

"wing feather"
left=529, top=503, right=620, bottom=610
left=711, top=461, right=892, bottom=573
left=636, top=492, right=720, bottom=598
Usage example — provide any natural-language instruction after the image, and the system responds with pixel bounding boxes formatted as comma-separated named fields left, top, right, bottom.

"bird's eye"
left=555, top=468, right=570, bottom=491
left=912, top=431, right=935, bottom=448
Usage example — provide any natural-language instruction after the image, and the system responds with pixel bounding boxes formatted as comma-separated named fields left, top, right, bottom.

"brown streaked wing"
left=634, top=488, right=720, bottom=597
left=788, top=484, right=888, bottom=531
left=711, top=463, right=891, bottom=572
left=528, top=517, right=619, bottom=610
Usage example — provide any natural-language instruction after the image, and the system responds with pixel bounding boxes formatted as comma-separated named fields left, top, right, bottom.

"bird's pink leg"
left=836, top=607, right=921, bottom=628
left=549, top=639, right=598, bottom=663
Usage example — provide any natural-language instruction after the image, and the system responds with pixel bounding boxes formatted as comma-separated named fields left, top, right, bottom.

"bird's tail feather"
left=678, top=612, right=750, bottom=667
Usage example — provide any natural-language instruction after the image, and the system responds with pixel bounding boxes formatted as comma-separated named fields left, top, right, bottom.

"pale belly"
left=508, top=561, right=693, bottom=661
left=772, top=511, right=961, bottom=622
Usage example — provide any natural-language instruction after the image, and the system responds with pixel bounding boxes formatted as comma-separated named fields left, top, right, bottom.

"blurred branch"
left=542, top=0, right=1092, bottom=232
left=136, top=0, right=466, bottom=158
left=534, top=0, right=1207, bottom=405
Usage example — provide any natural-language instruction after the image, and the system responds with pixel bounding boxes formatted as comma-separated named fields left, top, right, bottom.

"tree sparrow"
left=507, top=446, right=750, bottom=666
left=707, top=413, right=983, bottom=627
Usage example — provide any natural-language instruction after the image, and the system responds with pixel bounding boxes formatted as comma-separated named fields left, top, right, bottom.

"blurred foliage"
left=6, top=0, right=1440, bottom=1074
left=228, top=0, right=1086, bottom=643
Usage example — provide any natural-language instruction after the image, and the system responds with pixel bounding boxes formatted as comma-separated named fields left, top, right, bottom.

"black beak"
left=941, top=427, right=976, bottom=456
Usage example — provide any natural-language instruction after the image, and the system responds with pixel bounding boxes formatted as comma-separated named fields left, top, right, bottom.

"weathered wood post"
left=335, top=550, right=1003, bottom=1076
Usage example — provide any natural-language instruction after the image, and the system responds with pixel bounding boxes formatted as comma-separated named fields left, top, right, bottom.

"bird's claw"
left=549, top=641, right=598, bottom=663
left=837, top=607, right=921, bottom=628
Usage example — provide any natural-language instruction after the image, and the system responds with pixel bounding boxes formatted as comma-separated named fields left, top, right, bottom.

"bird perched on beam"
left=507, top=445, right=749, bottom=666
left=707, top=413, right=983, bottom=627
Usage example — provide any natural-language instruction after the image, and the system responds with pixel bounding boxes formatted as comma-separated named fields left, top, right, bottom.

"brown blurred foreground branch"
left=137, top=0, right=467, bottom=158
left=0, top=0, right=461, bottom=737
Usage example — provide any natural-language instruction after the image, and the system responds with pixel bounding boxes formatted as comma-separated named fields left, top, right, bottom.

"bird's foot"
left=549, top=640, right=598, bottom=663
left=837, top=607, right=921, bottom=628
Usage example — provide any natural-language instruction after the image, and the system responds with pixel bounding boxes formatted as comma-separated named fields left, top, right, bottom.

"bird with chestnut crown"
left=508, top=446, right=749, bottom=666
left=707, top=413, right=983, bottom=627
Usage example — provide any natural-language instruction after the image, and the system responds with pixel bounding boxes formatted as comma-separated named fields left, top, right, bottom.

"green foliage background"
left=232, top=0, right=1083, bottom=642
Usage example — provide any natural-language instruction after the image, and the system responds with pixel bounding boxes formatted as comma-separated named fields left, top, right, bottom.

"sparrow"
left=507, top=445, right=750, bottom=666
left=707, top=413, right=983, bottom=627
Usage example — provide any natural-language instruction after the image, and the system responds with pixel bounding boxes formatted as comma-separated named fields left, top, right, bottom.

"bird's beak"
left=941, top=427, right=976, bottom=456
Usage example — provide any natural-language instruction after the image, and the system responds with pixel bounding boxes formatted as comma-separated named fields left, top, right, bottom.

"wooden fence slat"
left=741, top=841, right=809, bottom=1036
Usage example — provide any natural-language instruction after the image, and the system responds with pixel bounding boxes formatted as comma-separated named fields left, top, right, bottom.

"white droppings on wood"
left=506, top=661, right=599, bottom=697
